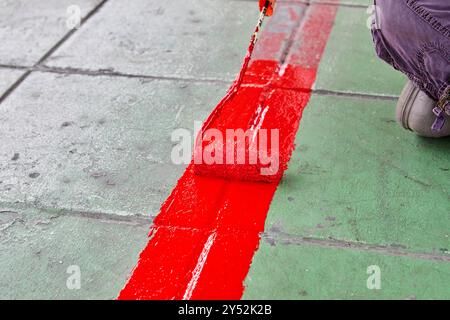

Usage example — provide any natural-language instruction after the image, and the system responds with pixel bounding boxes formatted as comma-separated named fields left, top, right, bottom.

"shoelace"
left=432, top=86, right=450, bottom=132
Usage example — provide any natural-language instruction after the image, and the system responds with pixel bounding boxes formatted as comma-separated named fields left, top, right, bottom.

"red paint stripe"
left=118, top=2, right=338, bottom=300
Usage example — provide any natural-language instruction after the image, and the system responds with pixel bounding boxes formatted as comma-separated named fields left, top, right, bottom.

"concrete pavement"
left=0, top=0, right=449, bottom=299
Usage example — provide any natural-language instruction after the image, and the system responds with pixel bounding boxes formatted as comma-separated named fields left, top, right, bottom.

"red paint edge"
left=118, top=3, right=338, bottom=300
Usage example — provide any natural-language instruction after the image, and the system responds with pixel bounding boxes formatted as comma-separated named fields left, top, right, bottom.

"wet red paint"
left=193, top=87, right=310, bottom=182
left=118, top=2, right=338, bottom=300
left=259, top=0, right=277, bottom=17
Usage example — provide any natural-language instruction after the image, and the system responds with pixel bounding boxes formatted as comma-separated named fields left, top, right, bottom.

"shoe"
left=396, top=80, right=450, bottom=138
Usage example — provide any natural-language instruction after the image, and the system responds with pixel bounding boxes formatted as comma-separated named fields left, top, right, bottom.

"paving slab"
left=314, top=5, right=406, bottom=96
left=243, top=242, right=450, bottom=299
left=0, top=0, right=103, bottom=66
left=0, top=72, right=225, bottom=217
left=0, top=207, right=148, bottom=299
left=263, top=94, right=450, bottom=254
left=0, top=68, right=24, bottom=95
left=45, top=0, right=260, bottom=81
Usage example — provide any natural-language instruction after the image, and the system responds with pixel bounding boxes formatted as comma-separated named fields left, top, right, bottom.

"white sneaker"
left=396, top=80, right=450, bottom=138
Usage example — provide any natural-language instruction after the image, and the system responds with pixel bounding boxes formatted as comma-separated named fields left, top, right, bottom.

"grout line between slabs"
left=0, top=0, right=110, bottom=104
left=0, top=64, right=399, bottom=101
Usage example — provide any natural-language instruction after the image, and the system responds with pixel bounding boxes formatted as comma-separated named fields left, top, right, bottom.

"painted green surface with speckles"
left=0, top=72, right=224, bottom=217
left=0, top=0, right=448, bottom=300
left=244, top=243, right=450, bottom=299
left=0, top=208, right=148, bottom=299
left=46, top=0, right=261, bottom=81
left=315, top=6, right=406, bottom=96
left=260, top=94, right=450, bottom=254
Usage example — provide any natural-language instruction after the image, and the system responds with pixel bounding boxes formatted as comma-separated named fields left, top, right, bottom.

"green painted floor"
left=243, top=4, right=450, bottom=299
left=0, top=0, right=448, bottom=299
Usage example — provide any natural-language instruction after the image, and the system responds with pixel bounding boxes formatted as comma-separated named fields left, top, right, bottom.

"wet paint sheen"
left=118, top=3, right=339, bottom=300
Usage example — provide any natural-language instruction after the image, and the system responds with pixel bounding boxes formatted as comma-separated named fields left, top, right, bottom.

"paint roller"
left=193, top=0, right=290, bottom=183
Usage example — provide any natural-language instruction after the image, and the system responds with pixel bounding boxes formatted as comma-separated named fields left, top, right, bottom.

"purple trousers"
left=371, top=0, right=449, bottom=101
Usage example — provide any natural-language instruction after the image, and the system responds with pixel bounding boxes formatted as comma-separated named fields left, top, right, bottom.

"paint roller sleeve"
left=193, top=86, right=310, bottom=183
